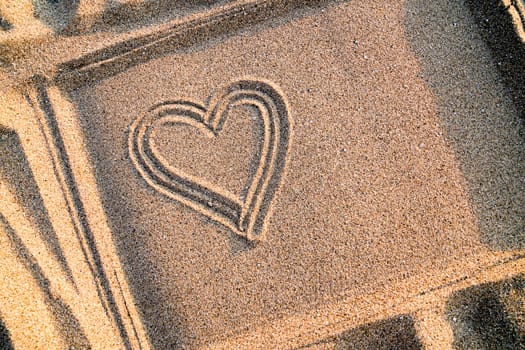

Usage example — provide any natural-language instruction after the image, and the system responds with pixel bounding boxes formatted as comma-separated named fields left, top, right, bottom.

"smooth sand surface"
left=62, top=0, right=524, bottom=347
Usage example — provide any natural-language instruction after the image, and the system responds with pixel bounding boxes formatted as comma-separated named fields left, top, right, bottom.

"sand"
left=1, top=0, right=525, bottom=349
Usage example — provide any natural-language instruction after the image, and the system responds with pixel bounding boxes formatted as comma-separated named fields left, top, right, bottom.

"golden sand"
left=0, top=0, right=524, bottom=349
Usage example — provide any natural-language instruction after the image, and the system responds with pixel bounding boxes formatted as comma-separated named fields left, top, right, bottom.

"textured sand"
left=1, top=0, right=525, bottom=349
left=61, top=0, right=524, bottom=348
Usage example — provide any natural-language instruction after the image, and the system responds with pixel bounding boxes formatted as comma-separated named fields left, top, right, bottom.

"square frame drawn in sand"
left=0, top=79, right=150, bottom=349
left=1, top=0, right=525, bottom=349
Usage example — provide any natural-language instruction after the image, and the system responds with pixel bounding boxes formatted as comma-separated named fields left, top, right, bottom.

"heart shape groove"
left=128, top=79, right=292, bottom=241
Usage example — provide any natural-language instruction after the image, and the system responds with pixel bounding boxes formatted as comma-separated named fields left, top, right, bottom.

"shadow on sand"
left=404, top=0, right=525, bottom=250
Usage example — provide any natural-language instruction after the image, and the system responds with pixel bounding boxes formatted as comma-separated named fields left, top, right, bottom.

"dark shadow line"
left=73, top=0, right=229, bottom=35
left=24, top=87, right=106, bottom=311
left=0, top=213, right=91, bottom=349
left=114, top=270, right=143, bottom=350
left=417, top=253, right=525, bottom=297
left=54, top=0, right=343, bottom=89
left=291, top=335, right=337, bottom=349
left=33, top=77, right=133, bottom=349
left=0, top=312, right=14, bottom=350
left=0, top=129, right=77, bottom=288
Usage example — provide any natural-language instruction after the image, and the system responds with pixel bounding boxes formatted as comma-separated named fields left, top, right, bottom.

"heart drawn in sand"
left=128, top=79, right=292, bottom=241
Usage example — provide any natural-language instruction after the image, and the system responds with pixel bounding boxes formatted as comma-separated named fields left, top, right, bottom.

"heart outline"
left=128, top=79, right=292, bottom=241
